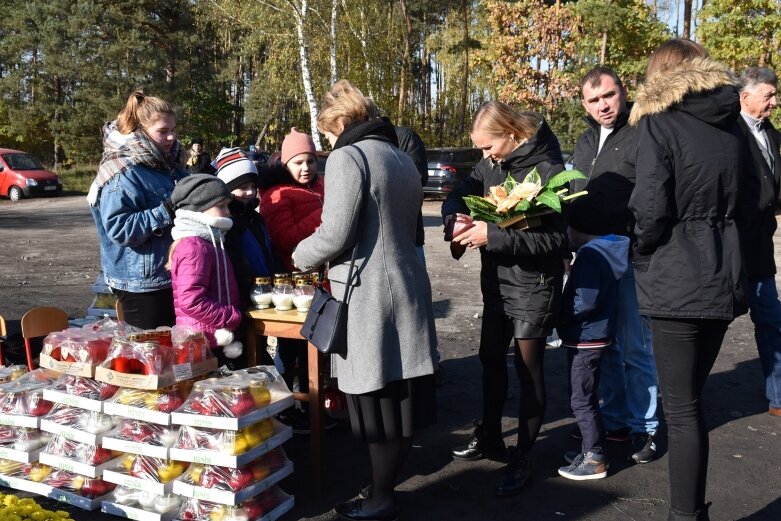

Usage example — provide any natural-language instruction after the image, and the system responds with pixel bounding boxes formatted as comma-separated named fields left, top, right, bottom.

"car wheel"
left=8, top=186, right=23, bottom=201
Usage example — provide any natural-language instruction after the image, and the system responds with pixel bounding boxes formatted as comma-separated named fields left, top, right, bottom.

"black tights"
left=363, top=437, right=413, bottom=510
left=479, top=310, right=547, bottom=454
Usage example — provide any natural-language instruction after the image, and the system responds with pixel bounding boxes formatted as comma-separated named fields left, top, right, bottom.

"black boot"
left=667, top=502, right=711, bottom=521
left=496, top=447, right=532, bottom=497
left=451, top=420, right=506, bottom=461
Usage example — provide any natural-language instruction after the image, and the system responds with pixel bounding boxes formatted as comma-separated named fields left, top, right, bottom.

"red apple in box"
left=157, top=390, right=184, bottom=413
left=81, top=477, right=115, bottom=498
left=99, top=383, right=119, bottom=401
left=26, top=392, right=53, bottom=416
left=228, top=387, right=255, bottom=417
left=84, top=446, right=114, bottom=465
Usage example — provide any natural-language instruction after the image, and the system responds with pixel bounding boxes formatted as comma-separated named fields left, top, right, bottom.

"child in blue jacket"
left=558, top=192, right=629, bottom=480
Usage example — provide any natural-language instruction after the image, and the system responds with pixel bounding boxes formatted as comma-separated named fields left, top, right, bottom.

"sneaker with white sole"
left=558, top=451, right=608, bottom=480
left=630, top=433, right=657, bottom=464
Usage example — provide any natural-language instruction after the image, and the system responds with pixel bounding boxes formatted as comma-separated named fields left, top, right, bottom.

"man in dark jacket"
left=571, top=67, right=659, bottom=463
left=393, top=124, right=429, bottom=253
left=736, top=66, right=781, bottom=417
left=187, top=137, right=215, bottom=175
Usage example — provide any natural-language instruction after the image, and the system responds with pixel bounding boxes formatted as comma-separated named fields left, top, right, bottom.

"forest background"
left=0, top=0, right=779, bottom=174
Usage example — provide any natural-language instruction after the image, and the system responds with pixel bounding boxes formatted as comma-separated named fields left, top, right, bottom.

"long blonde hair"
left=117, top=89, right=176, bottom=134
left=317, top=80, right=379, bottom=134
left=471, top=101, right=540, bottom=142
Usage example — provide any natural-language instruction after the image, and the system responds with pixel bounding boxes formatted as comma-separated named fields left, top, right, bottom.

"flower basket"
left=463, top=168, right=587, bottom=229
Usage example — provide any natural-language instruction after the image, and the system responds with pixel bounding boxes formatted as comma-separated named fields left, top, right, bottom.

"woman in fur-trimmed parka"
left=628, top=39, right=748, bottom=521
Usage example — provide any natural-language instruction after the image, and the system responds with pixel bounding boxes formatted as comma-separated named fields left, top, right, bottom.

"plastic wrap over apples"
left=43, top=468, right=116, bottom=498
left=108, top=385, right=186, bottom=413
left=43, top=403, right=116, bottom=434
left=178, top=371, right=278, bottom=418
left=101, top=325, right=213, bottom=375
left=0, top=426, right=51, bottom=452
left=173, top=420, right=275, bottom=455
left=111, top=419, right=179, bottom=447
left=44, top=435, right=117, bottom=465
left=10, top=462, right=52, bottom=482
left=180, top=447, right=288, bottom=492
left=0, top=458, right=26, bottom=476
left=114, top=454, right=188, bottom=484
left=110, top=485, right=183, bottom=513
left=0, top=365, right=28, bottom=384
left=177, top=486, right=288, bottom=520
left=49, top=374, right=119, bottom=401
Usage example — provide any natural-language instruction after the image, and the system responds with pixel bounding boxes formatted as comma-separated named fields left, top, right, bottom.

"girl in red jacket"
left=259, top=129, right=324, bottom=431
left=168, top=174, right=244, bottom=369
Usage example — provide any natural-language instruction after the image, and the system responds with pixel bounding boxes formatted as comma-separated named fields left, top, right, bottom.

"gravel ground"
left=0, top=195, right=778, bottom=521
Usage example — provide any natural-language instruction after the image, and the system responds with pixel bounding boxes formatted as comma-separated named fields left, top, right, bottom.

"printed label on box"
left=172, top=363, right=192, bottom=382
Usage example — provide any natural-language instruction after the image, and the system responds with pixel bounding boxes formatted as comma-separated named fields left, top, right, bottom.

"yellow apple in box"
left=157, top=460, right=187, bottom=483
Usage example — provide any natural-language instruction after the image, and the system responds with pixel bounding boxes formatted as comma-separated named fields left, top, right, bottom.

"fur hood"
left=629, top=57, right=739, bottom=126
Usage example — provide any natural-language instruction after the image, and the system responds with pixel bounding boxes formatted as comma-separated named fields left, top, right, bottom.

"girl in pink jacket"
left=168, top=174, right=244, bottom=368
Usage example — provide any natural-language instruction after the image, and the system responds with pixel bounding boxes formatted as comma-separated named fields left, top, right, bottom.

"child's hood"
left=579, top=234, right=629, bottom=280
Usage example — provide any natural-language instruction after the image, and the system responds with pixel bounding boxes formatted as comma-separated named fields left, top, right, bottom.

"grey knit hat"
left=170, top=174, right=231, bottom=213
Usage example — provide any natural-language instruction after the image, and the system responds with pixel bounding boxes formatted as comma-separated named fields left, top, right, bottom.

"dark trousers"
left=114, top=288, right=175, bottom=330
left=567, top=348, right=605, bottom=455
left=278, top=337, right=309, bottom=394
left=650, top=317, right=729, bottom=515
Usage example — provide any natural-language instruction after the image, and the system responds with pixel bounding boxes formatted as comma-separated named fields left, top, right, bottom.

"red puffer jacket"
left=259, top=178, right=324, bottom=270
left=171, top=236, right=242, bottom=348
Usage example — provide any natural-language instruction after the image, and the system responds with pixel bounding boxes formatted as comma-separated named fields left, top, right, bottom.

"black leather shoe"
left=452, top=421, right=506, bottom=461
left=496, top=447, right=532, bottom=497
left=335, top=499, right=398, bottom=521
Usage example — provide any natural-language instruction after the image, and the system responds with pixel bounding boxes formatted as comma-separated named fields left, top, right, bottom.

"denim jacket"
left=91, top=163, right=188, bottom=292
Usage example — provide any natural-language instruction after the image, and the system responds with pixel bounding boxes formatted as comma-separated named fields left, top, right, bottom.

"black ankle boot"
left=496, top=447, right=532, bottom=497
left=451, top=420, right=506, bottom=461
left=667, top=502, right=711, bottom=521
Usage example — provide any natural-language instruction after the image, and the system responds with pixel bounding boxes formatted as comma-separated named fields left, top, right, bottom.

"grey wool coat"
left=292, top=139, right=438, bottom=395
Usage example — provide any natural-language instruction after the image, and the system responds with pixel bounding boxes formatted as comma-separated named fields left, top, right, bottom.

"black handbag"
left=299, top=145, right=367, bottom=355
left=299, top=245, right=358, bottom=355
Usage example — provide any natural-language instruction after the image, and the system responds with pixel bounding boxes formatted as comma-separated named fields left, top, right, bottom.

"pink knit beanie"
left=281, top=128, right=316, bottom=165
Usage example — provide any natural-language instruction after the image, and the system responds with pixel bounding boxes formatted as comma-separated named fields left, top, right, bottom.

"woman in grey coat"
left=293, top=80, right=438, bottom=521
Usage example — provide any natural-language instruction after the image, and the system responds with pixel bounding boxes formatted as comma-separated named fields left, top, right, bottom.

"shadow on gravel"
left=737, top=497, right=781, bottom=520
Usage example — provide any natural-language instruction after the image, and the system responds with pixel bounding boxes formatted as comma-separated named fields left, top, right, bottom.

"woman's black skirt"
left=346, top=374, right=437, bottom=443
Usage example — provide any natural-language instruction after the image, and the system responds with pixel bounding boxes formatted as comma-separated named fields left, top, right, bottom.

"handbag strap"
left=339, top=145, right=370, bottom=303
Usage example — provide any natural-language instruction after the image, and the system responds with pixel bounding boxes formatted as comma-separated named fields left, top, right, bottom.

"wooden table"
left=245, top=308, right=324, bottom=495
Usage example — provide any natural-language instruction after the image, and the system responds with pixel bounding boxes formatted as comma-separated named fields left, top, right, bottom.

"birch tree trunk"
left=294, top=0, right=322, bottom=149
left=330, top=0, right=338, bottom=85
left=397, top=0, right=412, bottom=125
left=600, top=30, right=608, bottom=64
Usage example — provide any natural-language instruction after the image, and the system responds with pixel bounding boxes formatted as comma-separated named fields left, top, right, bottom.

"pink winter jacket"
left=171, top=236, right=242, bottom=348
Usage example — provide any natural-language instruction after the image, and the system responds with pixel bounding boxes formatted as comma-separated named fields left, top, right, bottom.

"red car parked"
left=0, top=148, right=62, bottom=201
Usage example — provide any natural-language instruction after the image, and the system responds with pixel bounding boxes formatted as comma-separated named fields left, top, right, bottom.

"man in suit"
left=736, top=66, right=781, bottom=417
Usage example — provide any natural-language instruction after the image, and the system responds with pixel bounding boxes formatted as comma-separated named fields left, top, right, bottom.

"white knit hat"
left=215, top=147, right=258, bottom=191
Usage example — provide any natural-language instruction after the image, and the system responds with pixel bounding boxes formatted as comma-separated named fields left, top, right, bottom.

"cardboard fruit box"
left=95, top=358, right=217, bottom=391
left=172, top=458, right=294, bottom=506
left=101, top=500, right=179, bottom=521
left=39, top=354, right=97, bottom=378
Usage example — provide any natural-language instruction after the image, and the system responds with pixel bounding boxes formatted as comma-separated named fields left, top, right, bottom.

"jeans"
left=599, top=267, right=659, bottom=435
left=568, top=348, right=605, bottom=456
left=650, top=317, right=728, bottom=515
left=746, top=277, right=781, bottom=408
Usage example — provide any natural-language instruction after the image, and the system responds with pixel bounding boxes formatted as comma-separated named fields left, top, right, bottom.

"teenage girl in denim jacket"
left=88, top=90, right=188, bottom=329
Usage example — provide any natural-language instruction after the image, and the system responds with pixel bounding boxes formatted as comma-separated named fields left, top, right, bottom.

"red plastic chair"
left=20, top=307, right=69, bottom=370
